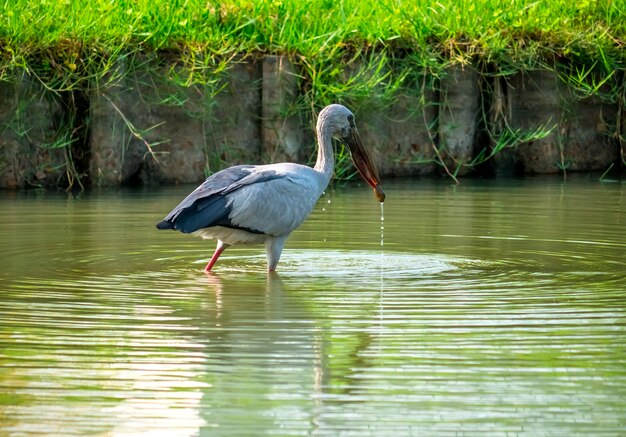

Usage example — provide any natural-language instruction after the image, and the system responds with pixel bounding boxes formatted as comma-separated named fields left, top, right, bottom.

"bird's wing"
left=156, top=165, right=284, bottom=234
left=157, top=163, right=324, bottom=236
left=226, top=166, right=323, bottom=236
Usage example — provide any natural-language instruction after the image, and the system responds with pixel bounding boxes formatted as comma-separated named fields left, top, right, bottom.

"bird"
left=156, top=104, right=385, bottom=272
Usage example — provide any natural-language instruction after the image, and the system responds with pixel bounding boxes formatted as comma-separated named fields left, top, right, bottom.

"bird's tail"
left=156, top=220, right=175, bottom=230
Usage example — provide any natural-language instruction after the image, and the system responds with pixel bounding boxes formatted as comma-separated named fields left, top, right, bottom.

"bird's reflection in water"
left=196, top=272, right=328, bottom=430
left=197, top=270, right=385, bottom=406
left=203, top=273, right=224, bottom=324
left=201, top=271, right=286, bottom=324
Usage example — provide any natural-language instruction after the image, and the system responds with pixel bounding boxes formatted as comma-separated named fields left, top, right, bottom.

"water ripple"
left=1, top=180, right=625, bottom=435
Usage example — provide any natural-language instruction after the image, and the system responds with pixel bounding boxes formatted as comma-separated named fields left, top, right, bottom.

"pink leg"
left=205, top=241, right=228, bottom=272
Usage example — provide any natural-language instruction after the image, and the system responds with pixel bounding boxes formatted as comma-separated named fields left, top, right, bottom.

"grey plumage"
left=156, top=165, right=282, bottom=234
left=156, top=104, right=383, bottom=272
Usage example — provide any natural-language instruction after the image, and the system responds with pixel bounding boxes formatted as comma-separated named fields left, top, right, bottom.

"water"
left=1, top=177, right=625, bottom=436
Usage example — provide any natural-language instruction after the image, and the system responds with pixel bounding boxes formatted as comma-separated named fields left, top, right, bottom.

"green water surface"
left=0, top=177, right=625, bottom=436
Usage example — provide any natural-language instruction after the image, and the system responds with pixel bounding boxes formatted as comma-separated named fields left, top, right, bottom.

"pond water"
left=1, top=177, right=625, bottom=436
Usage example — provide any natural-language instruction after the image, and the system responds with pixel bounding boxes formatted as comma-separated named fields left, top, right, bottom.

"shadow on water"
left=1, top=177, right=625, bottom=435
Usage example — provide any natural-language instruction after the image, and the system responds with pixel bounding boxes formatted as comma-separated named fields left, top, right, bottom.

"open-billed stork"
left=156, top=104, right=385, bottom=272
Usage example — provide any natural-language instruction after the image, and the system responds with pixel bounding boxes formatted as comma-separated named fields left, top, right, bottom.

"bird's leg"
left=205, top=240, right=229, bottom=272
left=265, top=236, right=288, bottom=272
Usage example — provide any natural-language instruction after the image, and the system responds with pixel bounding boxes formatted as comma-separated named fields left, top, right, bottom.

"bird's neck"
left=313, top=127, right=335, bottom=185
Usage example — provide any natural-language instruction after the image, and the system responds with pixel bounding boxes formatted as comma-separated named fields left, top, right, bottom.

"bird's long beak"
left=344, top=128, right=386, bottom=202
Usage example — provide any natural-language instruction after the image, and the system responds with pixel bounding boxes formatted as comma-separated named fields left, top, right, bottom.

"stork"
left=156, top=104, right=385, bottom=272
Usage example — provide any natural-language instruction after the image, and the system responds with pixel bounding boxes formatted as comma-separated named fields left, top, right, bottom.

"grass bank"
left=0, top=0, right=625, bottom=186
left=2, top=0, right=624, bottom=88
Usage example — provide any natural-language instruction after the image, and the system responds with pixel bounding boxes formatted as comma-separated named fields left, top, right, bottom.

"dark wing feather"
left=156, top=165, right=283, bottom=234
left=166, top=195, right=230, bottom=233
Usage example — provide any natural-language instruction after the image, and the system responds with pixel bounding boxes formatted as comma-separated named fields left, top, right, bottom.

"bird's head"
left=318, top=104, right=385, bottom=202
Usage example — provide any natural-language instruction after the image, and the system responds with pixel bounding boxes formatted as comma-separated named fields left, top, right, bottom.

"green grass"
left=1, top=0, right=623, bottom=105
left=1, top=0, right=624, bottom=78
